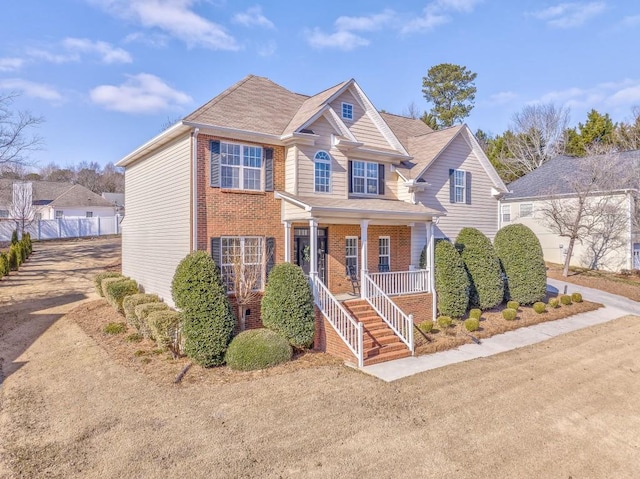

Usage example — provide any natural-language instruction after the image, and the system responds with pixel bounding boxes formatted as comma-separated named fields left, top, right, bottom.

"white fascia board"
left=460, top=125, right=509, bottom=192
left=116, top=122, right=191, bottom=167
left=183, top=121, right=283, bottom=145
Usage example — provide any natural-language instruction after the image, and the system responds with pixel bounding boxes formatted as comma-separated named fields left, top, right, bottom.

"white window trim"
left=220, top=236, right=265, bottom=293
left=345, top=236, right=358, bottom=275
left=352, top=160, right=379, bottom=195
left=501, top=204, right=511, bottom=223
left=314, top=150, right=331, bottom=193
left=519, top=203, right=534, bottom=218
left=55, top=210, right=64, bottom=219
left=453, top=169, right=466, bottom=203
left=220, top=141, right=264, bottom=191
left=341, top=102, right=353, bottom=121
left=378, top=236, right=390, bottom=270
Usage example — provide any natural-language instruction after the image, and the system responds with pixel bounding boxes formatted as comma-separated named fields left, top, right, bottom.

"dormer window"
left=341, top=102, right=353, bottom=121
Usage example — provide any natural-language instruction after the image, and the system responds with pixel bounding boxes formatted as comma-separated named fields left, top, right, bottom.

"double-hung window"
left=342, top=102, right=353, bottom=121
left=220, top=236, right=264, bottom=292
left=519, top=203, right=533, bottom=218
left=314, top=151, right=331, bottom=193
left=501, top=204, right=511, bottom=223
left=352, top=160, right=380, bottom=195
left=378, top=236, right=390, bottom=271
left=345, top=237, right=358, bottom=275
left=453, top=169, right=465, bottom=203
left=220, top=142, right=263, bottom=191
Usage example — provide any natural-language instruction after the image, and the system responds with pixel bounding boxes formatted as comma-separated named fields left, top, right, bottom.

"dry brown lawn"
left=547, top=262, right=640, bottom=302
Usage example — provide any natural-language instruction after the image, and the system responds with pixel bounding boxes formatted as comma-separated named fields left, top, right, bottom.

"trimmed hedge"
left=571, top=292, right=583, bottom=303
left=134, top=302, right=170, bottom=337
left=469, top=308, right=481, bottom=320
left=548, top=298, right=560, bottom=308
left=105, top=279, right=139, bottom=314
left=437, top=316, right=452, bottom=330
left=95, top=272, right=125, bottom=297
left=464, top=318, right=480, bottom=332
left=507, top=300, right=520, bottom=310
left=10, top=230, right=18, bottom=245
left=225, top=329, right=292, bottom=371
left=434, top=239, right=470, bottom=318
left=533, top=302, right=546, bottom=314
left=494, top=224, right=547, bottom=305
left=123, top=293, right=160, bottom=329
left=261, top=263, right=315, bottom=349
left=456, top=228, right=504, bottom=310
left=146, top=310, right=182, bottom=351
left=7, top=246, right=18, bottom=271
left=502, top=308, right=517, bottom=320
left=418, top=320, right=434, bottom=334
left=171, top=251, right=235, bottom=367
left=0, top=252, right=9, bottom=277
left=560, top=295, right=572, bottom=306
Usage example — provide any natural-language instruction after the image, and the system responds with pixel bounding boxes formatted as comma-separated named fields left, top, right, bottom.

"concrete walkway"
left=362, top=279, right=640, bottom=382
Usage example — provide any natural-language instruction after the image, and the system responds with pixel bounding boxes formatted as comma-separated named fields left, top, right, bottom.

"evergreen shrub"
left=502, top=308, right=517, bottom=320
left=434, top=239, right=470, bottom=318
left=10, top=230, right=18, bottom=245
left=560, top=295, right=572, bottom=306
left=261, top=263, right=315, bottom=349
left=437, top=316, right=452, bottom=330
left=225, top=329, right=292, bottom=371
left=455, top=227, right=504, bottom=310
left=146, top=310, right=183, bottom=351
left=548, top=298, right=560, bottom=308
left=533, top=302, right=546, bottom=314
left=469, top=308, right=481, bottom=320
left=171, top=251, right=235, bottom=367
left=464, top=318, right=480, bottom=332
left=571, top=292, right=583, bottom=303
left=103, top=322, right=127, bottom=335
left=0, top=252, right=9, bottom=277
left=105, top=279, right=139, bottom=314
left=418, top=320, right=433, bottom=334
left=507, top=300, right=520, bottom=310
left=122, top=293, right=160, bottom=329
left=100, top=276, right=127, bottom=300
left=94, top=272, right=124, bottom=297
left=134, top=302, right=170, bottom=337
left=8, top=245, right=18, bottom=271
left=494, top=224, right=547, bottom=305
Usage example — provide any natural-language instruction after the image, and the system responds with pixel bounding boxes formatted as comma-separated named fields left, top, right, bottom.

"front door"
left=294, top=228, right=327, bottom=283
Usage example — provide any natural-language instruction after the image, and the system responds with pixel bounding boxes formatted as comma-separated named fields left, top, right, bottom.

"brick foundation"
left=393, top=293, right=434, bottom=325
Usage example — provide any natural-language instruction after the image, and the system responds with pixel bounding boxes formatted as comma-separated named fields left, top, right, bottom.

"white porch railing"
left=362, top=273, right=414, bottom=354
left=311, top=276, right=364, bottom=368
left=368, top=269, right=430, bottom=296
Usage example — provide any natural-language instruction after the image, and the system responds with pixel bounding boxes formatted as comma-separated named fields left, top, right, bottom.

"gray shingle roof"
left=503, top=150, right=640, bottom=200
left=379, top=112, right=433, bottom=150
left=0, top=180, right=115, bottom=208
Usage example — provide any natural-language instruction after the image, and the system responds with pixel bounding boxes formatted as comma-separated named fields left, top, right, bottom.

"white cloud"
left=26, top=48, right=78, bottom=64
left=307, top=29, right=369, bottom=51
left=0, top=78, right=62, bottom=101
left=402, top=0, right=480, bottom=33
left=0, top=58, right=25, bottom=72
left=530, top=2, right=606, bottom=28
left=532, top=79, right=640, bottom=113
left=232, top=6, right=274, bottom=29
left=334, top=9, right=395, bottom=31
left=487, top=91, right=518, bottom=105
left=89, top=0, right=239, bottom=50
left=62, top=38, right=132, bottom=64
left=124, top=31, right=169, bottom=47
left=435, top=0, right=483, bottom=13
left=90, top=73, right=192, bottom=114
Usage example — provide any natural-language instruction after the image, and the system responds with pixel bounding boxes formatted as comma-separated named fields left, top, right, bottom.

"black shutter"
left=210, top=140, right=221, bottom=187
left=211, top=237, right=222, bottom=268
left=378, top=163, right=385, bottom=195
left=264, top=148, right=274, bottom=191
left=449, top=168, right=455, bottom=203
left=348, top=160, right=353, bottom=193
left=266, top=237, right=275, bottom=279
left=465, top=171, right=472, bottom=205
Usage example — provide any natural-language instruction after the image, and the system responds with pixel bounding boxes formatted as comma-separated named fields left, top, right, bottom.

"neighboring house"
left=0, top=180, right=116, bottom=221
left=500, top=151, right=640, bottom=271
left=102, top=192, right=125, bottom=216
left=117, top=75, right=508, bottom=366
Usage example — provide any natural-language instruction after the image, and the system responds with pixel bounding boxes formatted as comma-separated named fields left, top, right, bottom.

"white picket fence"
left=0, top=216, right=122, bottom=241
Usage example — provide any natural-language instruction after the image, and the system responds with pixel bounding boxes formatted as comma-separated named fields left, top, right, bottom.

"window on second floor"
left=349, top=160, right=385, bottom=195
left=210, top=140, right=274, bottom=192
left=519, top=203, right=533, bottom=218
left=314, top=151, right=331, bottom=193
left=449, top=169, right=471, bottom=204
left=342, top=102, right=353, bottom=121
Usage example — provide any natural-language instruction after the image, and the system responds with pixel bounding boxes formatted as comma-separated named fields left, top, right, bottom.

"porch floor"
left=334, top=292, right=360, bottom=302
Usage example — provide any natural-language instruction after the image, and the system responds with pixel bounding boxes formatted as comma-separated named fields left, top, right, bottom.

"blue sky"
left=2, top=0, right=640, bottom=168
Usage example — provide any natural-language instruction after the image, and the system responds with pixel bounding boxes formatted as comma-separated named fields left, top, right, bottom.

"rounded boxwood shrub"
left=105, top=279, right=139, bottom=314
left=571, top=292, right=583, bottom=303
left=502, top=308, right=517, bottom=320
left=469, top=308, right=481, bottom=320
left=494, top=224, right=547, bottom=305
left=533, top=301, right=546, bottom=314
left=548, top=298, right=560, bottom=308
left=123, top=293, right=160, bottom=328
left=437, top=316, right=452, bottom=330
left=464, top=318, right=480, bottom=332
left=146, top=310, right=183, bottom=351
left=225, top=328, right=292, bottom=371
left=261, top=263, right=315, bottom=349
left=418, top=320, right=434, bottom=334
left=455, top=227, right=504, bottom=310
left=94, top=272, right=124, bottom=297
left=507, top=300, right=520, bottom=310
left=434, top=239, right=470, bottom=318
left=560, top=295, right=572, bottom=306
left=135, top=302, right=170, bottom=337
left=172, top=251, right=235, bottom=367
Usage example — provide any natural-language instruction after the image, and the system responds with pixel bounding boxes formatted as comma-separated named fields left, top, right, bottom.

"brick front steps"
left=343, top=299, right=411, bottom=366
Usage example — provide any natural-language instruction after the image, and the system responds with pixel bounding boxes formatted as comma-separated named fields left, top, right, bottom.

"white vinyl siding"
left=284, top=145, right=298, bottom=194
left=416, top=133, right=500, bottom=241
left=121, top=134, right=192, bottom=307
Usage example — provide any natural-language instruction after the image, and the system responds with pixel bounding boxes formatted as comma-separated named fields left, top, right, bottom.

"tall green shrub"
left=434, top=239, right=469, bottom=318
left=10, top=230, right=18, bottom=245
left=171, top=251, right=235, bottom=367
left=0, top=252, right=9, bottom=277
left=123, top=293, right=160, bottom=328
left=494, top=224, right=546, bottom=305
left=261, top=263, right=315, bottom=349
left=456, top=227, right=504, bottom=310
left=8, top=245, right=18, bottom=271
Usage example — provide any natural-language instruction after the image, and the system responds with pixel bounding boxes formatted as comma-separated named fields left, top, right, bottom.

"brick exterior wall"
left=393, top=293, right=434, bottom=325
left=313, top=306, right=358, bottom=363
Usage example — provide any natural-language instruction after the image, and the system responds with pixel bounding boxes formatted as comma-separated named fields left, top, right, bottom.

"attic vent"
left=300, top=128, right=315, bottom=134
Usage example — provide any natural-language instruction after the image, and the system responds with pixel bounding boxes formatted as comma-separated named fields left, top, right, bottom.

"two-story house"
left=117, top=75, right=507, bottom=366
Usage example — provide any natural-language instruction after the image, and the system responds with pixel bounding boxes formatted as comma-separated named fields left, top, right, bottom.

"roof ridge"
left=184, top=74, right=261, bottom=121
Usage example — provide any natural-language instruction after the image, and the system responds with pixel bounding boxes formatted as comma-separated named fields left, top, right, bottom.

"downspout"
left=627, top=191, right=633, bottom=270
left=192, top=128, right=200, bottom=251
left=430, top=219, right=437, bottom=321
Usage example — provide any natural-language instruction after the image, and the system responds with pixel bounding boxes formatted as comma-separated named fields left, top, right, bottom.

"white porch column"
left=428, top=221, right=437, bottom=321
left=283, top=221, right=291, bottom=263
left=360, top=219, right=369, bottom=298
left=309, top=218, right=318, bottom=278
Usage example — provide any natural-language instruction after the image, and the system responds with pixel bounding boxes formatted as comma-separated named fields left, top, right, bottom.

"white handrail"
left=368, top=269, right=430, bottom=296
left=310, top=276, right=364, bottom=368
left=363, top=273, right=414, bottom=353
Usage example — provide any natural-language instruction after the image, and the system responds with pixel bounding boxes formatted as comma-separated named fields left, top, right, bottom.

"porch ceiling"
left=276, top=190, right=443, bottom=224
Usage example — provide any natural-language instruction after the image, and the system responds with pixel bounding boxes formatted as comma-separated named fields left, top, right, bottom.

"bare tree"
left=402, top=101, right=422, bottom=120
left=501, top=103, right=570, bottom=176
left=538, top=150, right=633, bottom=276
left=0, top=92, right=43, bottom=167
left=9, top=181, right=39, bottom=235
left=615, top=105, right=640, bottom=151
